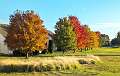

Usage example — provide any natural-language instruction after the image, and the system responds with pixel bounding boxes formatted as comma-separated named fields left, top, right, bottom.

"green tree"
left=111, top=32, right=120, bottom=47
left=100, top=34, right=110, bottom=47
left=111, top=38, right=120, bottom=47
left=117, top=32, right=120, bottom=39
left=54, top=17, right=77, bottom=53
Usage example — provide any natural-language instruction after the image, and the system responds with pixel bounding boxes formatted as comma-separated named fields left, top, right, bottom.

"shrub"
left=90, top=60, right=96, bottom=64
left=71, top=64, right=78, bottom=69
left=65, top=65, right=71, bottom=70
left=78, top=59, right=89, bottom=64
left=34, top=64, right=43, bottom=72
left=45, top=64, right=54, bottom=71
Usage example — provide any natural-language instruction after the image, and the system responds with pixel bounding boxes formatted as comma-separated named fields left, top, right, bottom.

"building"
left=47, top=30, right=56, bottom=51
left=0, top=34, right=9, bottom=54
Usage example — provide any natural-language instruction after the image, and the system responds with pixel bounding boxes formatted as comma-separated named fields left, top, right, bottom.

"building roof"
left=48, top=30, right=54, bottom=37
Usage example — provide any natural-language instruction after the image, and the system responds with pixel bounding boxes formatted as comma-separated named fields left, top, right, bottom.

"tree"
left=111, top=32, right=120, bottom=47
left=117, top=32, right=120, bottom=39
left=89, top=31, right=100, bottom=48
left=100, top=34, right=110, bottom=47
left=6, top=10, right=48, bottom=58
left=69, top=16, right=88, bottom=50
left=95, top=31, right=101, bottom=47
left=111, top=38, right=120, bottom=47
left=54, top=17, right=77, bottom=53
left=83, top=25, right=92, bottom=50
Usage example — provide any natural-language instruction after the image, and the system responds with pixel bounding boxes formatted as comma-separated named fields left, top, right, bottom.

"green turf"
left=1, top=48, right=120, bottom=58
left=35, top=48, right=120, bottom=57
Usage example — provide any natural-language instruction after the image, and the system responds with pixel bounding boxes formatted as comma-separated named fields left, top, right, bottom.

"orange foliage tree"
left=89, top=31, right=100, bottom=48
left=6, top=10, right=48, bottom=58
left=68, top=16, right=101, bottom=50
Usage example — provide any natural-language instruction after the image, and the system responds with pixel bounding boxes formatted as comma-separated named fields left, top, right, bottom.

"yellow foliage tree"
left=6, top=10, right=48, bottom=58
left=89, top=31, right=100, bottom=48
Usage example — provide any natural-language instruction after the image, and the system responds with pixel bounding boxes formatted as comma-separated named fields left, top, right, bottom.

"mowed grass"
left=36, top=48, right=120, bottom=57
left=83, top=56, right=120, bottom=76
left=0, top=48, right=120, bottom=58
left=0, top=48, right=120, bottom=76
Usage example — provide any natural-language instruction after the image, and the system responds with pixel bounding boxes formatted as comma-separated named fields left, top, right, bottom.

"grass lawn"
left=0, top=48, right=120, bottom=76
left=36, top=48, right=120, bottom=57
left=1, top=48, right=120, bottom=58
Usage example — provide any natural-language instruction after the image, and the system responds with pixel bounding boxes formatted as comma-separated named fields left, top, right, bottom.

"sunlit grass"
left=0, top=56, right=120, bottom=76
left=35, top=48, right=120, bottom=57
left=0, top=48, right=120, bottom=75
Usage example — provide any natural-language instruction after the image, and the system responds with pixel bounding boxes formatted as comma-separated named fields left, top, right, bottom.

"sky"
left=0, top=0, right=120, bottom=40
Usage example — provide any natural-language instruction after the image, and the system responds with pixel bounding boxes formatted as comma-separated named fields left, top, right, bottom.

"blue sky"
left=0, top=0, right=120, bottom=39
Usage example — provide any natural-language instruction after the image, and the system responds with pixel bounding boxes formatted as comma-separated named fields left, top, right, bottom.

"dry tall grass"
left=0, top=55, right=100, bottom=65
left=0, top=55, right=100, bottom=72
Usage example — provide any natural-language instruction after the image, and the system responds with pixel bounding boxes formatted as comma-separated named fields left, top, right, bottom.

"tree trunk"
left=80, top=48, right=82, bottom=52
left=63, top=49, right=65, bottom=54
left=73, top=49, right=75, bottom=53
left=26, top=52, right=29, bottom=59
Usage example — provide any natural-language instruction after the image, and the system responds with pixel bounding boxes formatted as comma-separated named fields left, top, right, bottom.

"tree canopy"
left=54, top=17, right=77, bottom=52
left=6, top=10, right=48, bottom=57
